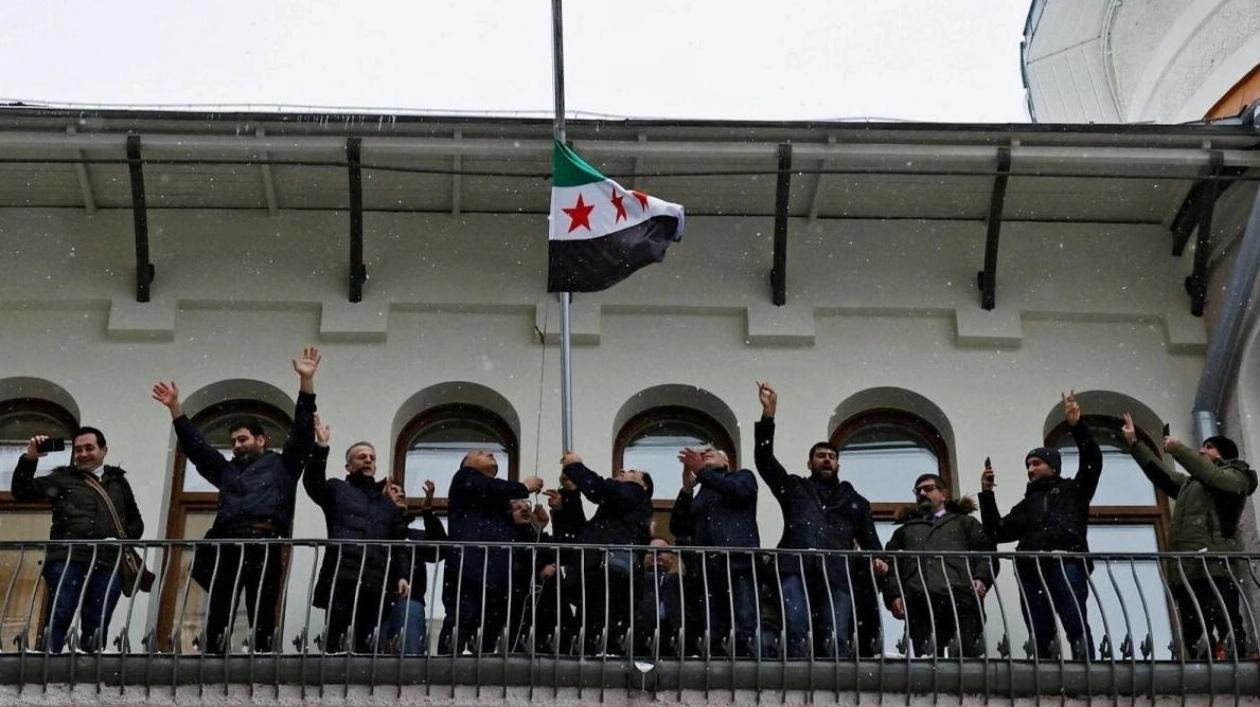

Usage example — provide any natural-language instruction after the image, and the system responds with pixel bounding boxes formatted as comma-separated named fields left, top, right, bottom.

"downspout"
left=1191, top=181, right=1260, bottom=443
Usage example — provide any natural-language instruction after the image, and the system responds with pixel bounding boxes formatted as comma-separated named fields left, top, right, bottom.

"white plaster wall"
left=0, top=207, right=1206, bottom=651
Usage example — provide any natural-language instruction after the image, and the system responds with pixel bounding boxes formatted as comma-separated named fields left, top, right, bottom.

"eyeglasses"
left=914, top=484, right=938, bottom=494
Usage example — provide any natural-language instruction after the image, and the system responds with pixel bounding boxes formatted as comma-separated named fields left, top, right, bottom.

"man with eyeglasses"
left=979, top=391, right=1101, bottom=660
left=883, top=474, right=994, bottom=657
left=753, top=381, right=886, bottom=659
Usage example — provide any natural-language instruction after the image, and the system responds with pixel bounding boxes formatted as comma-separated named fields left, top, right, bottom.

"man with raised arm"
left=12, top=427, right=145, bottom=653
left=437, top=450, right=543, bottom=654
left=753, top=381, right=886, bottom=659
left=1121, top=415, right=1256, bottom=659
left=304, top=414, right=409, bottom=653
left=151, top=347, right=320, bottom=654
left=979, top=391, right=1101, bottom=660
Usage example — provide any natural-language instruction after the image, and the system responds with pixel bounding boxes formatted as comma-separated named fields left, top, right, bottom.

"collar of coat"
left=893, top=496, right=977, bottom=523
left=346, top=472, right=386, bottom=491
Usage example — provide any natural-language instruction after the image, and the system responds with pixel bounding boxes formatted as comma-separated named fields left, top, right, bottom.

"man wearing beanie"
left=1121, top=415, right=1257, bottom=659
left=979, top=391, right=1102, bottom=660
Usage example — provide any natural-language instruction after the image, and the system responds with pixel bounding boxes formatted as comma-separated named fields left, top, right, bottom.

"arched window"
left=830, top=408, right=952, bottom=520
left=0, top=398, right=77, bottom=649
left=393, top=403, right=518, bottom=512
left=613, top=406, right=737, bottom=541
left=157, top=399, right=292, bottom=653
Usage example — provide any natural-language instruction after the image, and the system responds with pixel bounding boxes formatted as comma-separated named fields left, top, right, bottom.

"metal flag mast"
left=552, top=0, right=574, bottom=451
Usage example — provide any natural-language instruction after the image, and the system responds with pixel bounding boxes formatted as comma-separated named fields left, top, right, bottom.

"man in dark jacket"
left=557, top=451, right=654, bottom=655
left=1122, top=416, right=1257, bottom=659
left=13, top=427, right=145, bottom=653
left=671, top=442, right=760, bottom=658
left=884, top=474, right=995, bottom=657
left=385, top=478, right=446, bottom=655
left=438, top=450, right=543, bottom=654
left=304, top=416, right=409, bottom=653
left=753, top=382, right=886, bottom=659
left=151, top=346, right=320, bottom=653
left=980, top=391, right=1101, bottom=660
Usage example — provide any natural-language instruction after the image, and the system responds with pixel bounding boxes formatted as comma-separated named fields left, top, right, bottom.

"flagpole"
left=552, top=0, right=574, bottom=452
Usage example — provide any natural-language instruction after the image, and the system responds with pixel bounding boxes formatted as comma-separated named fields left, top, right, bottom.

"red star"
left=609, top=188, right=627, bottom=222
left=630, top=190, right=650, bottom=210
left=562, top=193, right=595, bottom=233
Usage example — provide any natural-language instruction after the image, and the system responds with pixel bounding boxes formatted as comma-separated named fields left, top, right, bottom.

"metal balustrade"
left=1, top=539, right=1259, bottom=701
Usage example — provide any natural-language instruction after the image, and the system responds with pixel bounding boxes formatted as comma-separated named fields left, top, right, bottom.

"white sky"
left=1, top=1, right=1031, bottom=123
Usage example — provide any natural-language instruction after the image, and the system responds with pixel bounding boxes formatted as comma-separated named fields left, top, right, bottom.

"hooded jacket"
left=979, top=422, right=1101, bottom=564
left=753, top=417, right=882, bottom=584
left=882, top=497, right=995, bottom=602
left=1128, top=441, right=1257, bottom=582
left=11, top=457, right=144, bottom=570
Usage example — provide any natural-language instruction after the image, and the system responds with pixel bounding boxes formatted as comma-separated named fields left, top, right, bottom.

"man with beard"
left=151, top=347, right=320, bottom=654
left=979, top=391, right=1101, bottom=660
left=753, top=382, right=886, bottom=659
left=13, top=427, right=145, bottom=653
left=304, top=416, right=409, bottom=653
left=883, top=473, right=994, bottom=657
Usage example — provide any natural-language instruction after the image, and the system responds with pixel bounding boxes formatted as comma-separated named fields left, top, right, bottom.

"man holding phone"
left=12, top=427, right=145, bottom=652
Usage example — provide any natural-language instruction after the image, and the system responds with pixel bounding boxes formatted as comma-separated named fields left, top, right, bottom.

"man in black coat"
left=753, top=382, right=886, bottom=659
left=557, top=451, right=654, bottom=655
left=979, top=391, right=1101, bottom=660
left=438, top=450, right=543, bottom=654
left=670, top=443, right=760, bottom=658
left=385, top=478, right=446, bottom=655
left=304, top=416, right=409, bottom=653
left=151, top=346, right=320, bottom=654
left=12, top=427, right=145, bottom=653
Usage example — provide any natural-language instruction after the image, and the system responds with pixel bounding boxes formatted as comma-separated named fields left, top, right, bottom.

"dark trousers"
left=324, top=580, right=392, bottom=653
left=43, top=560, right=121, bottom=653
left=703, top=561, right=759, bottom=657
left=1172, top=577, right=1246, bottom=658
left=203, top=540, right=284, bottom=654
left=576, top=568, right=634, bottom=655
left=1018, top=561, right=1094, bottom=660
left=438, top=575, right=509, bottom=654
left=904, top=590, right=985, bottom=657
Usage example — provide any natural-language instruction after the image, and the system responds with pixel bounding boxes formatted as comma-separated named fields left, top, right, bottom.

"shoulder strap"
left=81, top=474, right=129, bottom=539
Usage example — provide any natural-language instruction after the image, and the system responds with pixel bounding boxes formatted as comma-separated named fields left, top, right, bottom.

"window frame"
left=830, top=408, right=953, bottom=521
left=614, top=405, right=738, bottom=513
left=392, top=402, right=520, bottom=514
left=0, top=397, right=79, bottom=509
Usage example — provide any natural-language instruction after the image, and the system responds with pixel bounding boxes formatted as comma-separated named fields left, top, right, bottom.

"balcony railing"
left=1, top=539, right=1258, bottom=701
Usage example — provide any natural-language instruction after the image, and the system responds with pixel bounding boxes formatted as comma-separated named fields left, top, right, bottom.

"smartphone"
left=37, top=438, right=66, bottom=453
left=984, top=456, right=992, bottom=470
left=1161, top=423, right=1170, bottom=437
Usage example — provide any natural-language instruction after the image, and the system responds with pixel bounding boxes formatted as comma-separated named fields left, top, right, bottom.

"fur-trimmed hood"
left=893, top=496, right=978, bottom=523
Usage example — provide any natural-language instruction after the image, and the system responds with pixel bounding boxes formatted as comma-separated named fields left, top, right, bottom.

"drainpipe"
left=1191, top=182, right=1260, bottom=444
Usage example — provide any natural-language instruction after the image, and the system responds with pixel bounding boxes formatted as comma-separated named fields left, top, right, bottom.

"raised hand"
left=292, top=346, right=322, bottom=385
left=757, top=380, right=778, bottom=418
left=313, top=413, right=331, bottom=447
left=1120, top=413, right=1138, bottom=445
left=422, top=480, right=436, bottom=510
left=544, top=489, right=564, bottom=510
left=531, top=503, right=550, bottom=528
left=1062, top=390, right=1081, bottom=426
left=523, top=475, right=544, bottom=494
left=981, top=465, right=996, bottom=492
left=560, top=450, right=582, bottom=467
left=24, top=435, right=49, bottom=460
left=151, top=381, right=184, bottom=418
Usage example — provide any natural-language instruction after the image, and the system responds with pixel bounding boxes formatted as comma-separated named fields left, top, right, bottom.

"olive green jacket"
left=882, top=498, right=996, bottom=603
left=1129, top=442, right=1256, bottom=583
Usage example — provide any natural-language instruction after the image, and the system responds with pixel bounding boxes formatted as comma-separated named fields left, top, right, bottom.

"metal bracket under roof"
left=1170, top=149, right=1240, bottom=258
left=771, top=142, right=792, bottom=306
left=1183, top=150, right=1226, bottom=317
left=346, top=137, right=367, bottom=303
left=125, top=135, right=154, bottom=303
left=977, top=146, right=1011, bottom=311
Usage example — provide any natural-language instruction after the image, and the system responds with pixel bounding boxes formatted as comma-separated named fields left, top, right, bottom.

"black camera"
left=36, top=438, right=66, bottom=453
